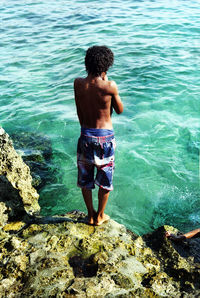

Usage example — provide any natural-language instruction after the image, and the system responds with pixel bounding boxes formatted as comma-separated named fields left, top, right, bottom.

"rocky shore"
left=0, top=127, right=200, bottom=297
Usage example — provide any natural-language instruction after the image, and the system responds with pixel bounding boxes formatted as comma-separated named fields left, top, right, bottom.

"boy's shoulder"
left=109, top=80, right=117, bottom=89
left=74, top=77, right=84, bottom=86
left=104, top=80, right=118, bottom=94
left=74, top=77, right=118, bottom=95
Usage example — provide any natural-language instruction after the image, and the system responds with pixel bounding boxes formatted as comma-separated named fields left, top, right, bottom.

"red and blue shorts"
left=77, top=127, right=116, bottom=191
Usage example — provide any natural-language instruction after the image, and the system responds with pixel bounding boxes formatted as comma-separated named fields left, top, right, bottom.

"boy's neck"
left=88, top=72, right=107, bottom=80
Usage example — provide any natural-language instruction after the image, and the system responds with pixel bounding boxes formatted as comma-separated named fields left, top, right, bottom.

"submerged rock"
left=0, top=212, right=200, bottom=297
left=9, top=131, right=55, bottom=191
left=9, top=130, right=69, bottom=215
left=0, top=127, right=40, bottom=222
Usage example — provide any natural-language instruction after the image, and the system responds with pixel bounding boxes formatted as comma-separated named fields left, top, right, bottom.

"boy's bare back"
left=74, top=73, right=123, bottom=129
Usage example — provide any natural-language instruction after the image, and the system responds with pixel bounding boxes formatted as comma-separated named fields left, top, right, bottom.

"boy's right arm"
left=74, top=79, right=83, bottom=125
left=110, top=81, right=123, bottom=114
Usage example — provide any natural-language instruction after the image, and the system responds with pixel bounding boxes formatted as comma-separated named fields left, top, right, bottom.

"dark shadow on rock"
left=9, top=210, right=90, bottom=235
left=0, top=175, right=26, bottom=220
left=143, top=226, right=200, bottom=263
left=126, top=228, right=138, bottom=242
left=29, top=210, right=88, bottom=225
left=69, top=254, right=98, bottom=277
left=142, top=226, right=200, bottom=292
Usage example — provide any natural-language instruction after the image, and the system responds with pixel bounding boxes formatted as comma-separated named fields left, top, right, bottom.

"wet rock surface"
left=0, top=212, right=200, bottom=297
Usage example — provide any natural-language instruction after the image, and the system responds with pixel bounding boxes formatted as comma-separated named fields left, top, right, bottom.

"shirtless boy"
left=74, top=45, right=123, bottom=226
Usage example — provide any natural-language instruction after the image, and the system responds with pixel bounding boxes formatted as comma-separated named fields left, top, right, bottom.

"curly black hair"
left=85, top=46, right=114, bottom=76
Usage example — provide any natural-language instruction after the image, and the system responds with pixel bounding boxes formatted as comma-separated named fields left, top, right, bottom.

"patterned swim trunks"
left=77, top=127, right=116, bottom=191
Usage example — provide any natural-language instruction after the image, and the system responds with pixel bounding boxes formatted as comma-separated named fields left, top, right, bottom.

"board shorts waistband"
left=81, top=127, right=114, bottom=143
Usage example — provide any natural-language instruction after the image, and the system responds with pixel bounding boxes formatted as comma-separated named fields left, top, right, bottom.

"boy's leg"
left=82, top=188, right=96, bottom=225
left=95, top=188, right=110, bottom=226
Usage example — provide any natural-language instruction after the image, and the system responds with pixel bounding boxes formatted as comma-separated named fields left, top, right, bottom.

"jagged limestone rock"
left=0, top=127, right=40, bottom=220
left=0, top=202, right=8, bottom=228
left=0, top=212, right=200, bottom=297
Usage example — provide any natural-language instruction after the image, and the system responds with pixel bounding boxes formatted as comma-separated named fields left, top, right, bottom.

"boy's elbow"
left=116, top=104, right=123, bottom=114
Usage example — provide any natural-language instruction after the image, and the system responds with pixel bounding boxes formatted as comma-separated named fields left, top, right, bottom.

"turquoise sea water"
left=0, top=0, right=200, bottom=235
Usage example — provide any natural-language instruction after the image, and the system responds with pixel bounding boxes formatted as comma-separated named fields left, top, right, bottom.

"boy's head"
left=85, top=46, right=114, bottom=76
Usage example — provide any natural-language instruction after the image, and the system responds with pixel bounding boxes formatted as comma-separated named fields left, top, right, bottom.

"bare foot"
left=95, top=214, right=110, bottom=226
left=87, top=211, right=97, bottom=225
left=166, top=232, right=186, bottom=242
left=87, top=215, right=94, bottom=225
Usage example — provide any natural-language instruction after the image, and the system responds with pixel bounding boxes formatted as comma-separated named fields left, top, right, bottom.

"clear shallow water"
left=0, top=0, right=200, bottom=235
